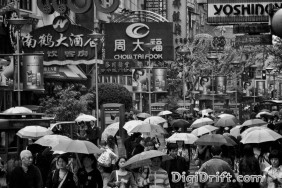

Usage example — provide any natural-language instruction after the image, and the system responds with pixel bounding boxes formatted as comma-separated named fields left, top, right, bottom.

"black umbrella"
left=171, top=119, right=190, bottom=132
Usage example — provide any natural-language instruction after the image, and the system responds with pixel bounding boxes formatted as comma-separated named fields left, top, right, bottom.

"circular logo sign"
left=52, top=16, right=70, bottom=33
left=126, top=23, right=150, bottom=39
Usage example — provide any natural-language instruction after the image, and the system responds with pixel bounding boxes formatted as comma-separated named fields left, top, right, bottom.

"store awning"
left=44, top=65, right=87, bottom=80
left=43, top=59, right=103, bottom=66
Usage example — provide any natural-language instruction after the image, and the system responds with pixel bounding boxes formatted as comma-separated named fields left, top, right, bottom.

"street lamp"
left=273, top=69, right=279, bottom=99
left=7, top=16, right=28, bottom=106
left=143, top=42, right=156, bottom=115
left=88, top=30, right=104, bottom=126
left=177, top=46, right=190, bottom=109
left=207, top=53, right=218, bottom=112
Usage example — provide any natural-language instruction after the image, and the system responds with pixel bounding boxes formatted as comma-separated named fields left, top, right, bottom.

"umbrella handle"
left=75, top=153, right=82, bottom=169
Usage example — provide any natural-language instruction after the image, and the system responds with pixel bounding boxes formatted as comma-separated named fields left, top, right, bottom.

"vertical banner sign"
left=132, top=68, right=148, bottom=92
left=256, top=81, right=266, bottom=96
left=197, top=76, right=211, bottom=94
left=215, top=76, right=227, bottom=94
left=152, top=68, right=167, bottom=92
left=13, top=56, right=20, bottom=91
left=22, top=55, right=44, bottom=91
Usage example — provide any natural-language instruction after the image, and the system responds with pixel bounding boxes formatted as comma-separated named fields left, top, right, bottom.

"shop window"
left=19, top=0, right=32, bottom=12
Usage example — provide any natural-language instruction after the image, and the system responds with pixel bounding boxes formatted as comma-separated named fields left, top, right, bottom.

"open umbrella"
left=124, top=150, right=171, bottom=169
left=230, top=125, right=243, bottom=138
left=242, top=119, right=267, bottom=127
left=191, top=125, right=219, bottom=137
left=194, top=134, right=234, bottom=146
left=35, top=134, right=72, bottom=147
left=241, top=126, right=268, bottom=138
left=17, top=126, right=53, bottom=139
left=129, top=122, right=167, bottom=136
left=123, top=120, right=143, bottom=133
left=191, top=118, right=214, bottom=128
left=144, top=116, right=166, bottom=125
left=75, top=113, right=96, bottom=122
left=52, top=139, right=102, bottom=154
left=158, top=110, right=172, bottom=116
left=101, top=122, right=119, bottom=141
left=217, top=114, right=235, bottom=119
left=215, top=116, right=239, bottom=127
left=171, top=119, right=190, bottom=130
left=200, top=109, right=213, bottom=116
left=240, top=128, right=282, bottom=144
left=260, top=109, right=271, bottom=113
left=166, top=133, right=197, bottom=144
left=136, top=113, right=151, bottom=119
left=256, top=111, right=273, bottom=118
left=4, top=106, right=32, bottom=114
left=175, top=108, right=189, bottom=115
left=222, top=134, right=237, bottom=146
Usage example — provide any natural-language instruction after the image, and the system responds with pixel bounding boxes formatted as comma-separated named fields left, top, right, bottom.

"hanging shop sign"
left=233, top=24, right=270, bottom=34
left=207, top=0, right=282, bottom=24
left=144, top=0, right=167, bottom=18
left=104, top=22, right=174, bottom=61
left=235, top=34, right=272, bottom=46
left=22, top=23, right=97, bottom=61
left=21, top=55, right=44, bottom=91
left=100, top=59, right=134, bottom=75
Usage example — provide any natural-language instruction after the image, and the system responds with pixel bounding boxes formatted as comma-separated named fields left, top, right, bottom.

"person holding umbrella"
left=107, top=157, right=137, bottom=188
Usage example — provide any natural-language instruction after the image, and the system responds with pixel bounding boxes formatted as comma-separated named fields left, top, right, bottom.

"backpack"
left=98, top=148, right=114, bottom=167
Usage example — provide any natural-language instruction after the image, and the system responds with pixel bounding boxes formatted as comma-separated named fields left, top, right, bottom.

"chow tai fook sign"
left=22, top=23, right=96, bottom=61
left=207, top=0, right=282, bottom=24
left=104, top=22, right=174, bottom=61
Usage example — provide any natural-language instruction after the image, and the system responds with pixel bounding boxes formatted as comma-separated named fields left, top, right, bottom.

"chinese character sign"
left=22, top=25, right=97, bottom=61
left=104, top=22, right=174, bottom=61
left=99, top=60, right=134, bottom=75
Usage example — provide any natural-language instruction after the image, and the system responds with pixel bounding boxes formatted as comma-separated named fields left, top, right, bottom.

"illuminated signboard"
left=207, top=0, right=282, bottom=24
left=104, top=22, right=174, bottom=61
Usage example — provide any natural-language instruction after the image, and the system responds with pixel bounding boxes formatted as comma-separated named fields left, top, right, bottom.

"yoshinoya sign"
left=104, top=22, right=174, bottom=61
left=207, top=0, right=282, bottom=24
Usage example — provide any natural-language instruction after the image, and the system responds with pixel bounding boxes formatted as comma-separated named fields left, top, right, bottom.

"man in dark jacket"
left=161, top=143, right=189, bottom=188
left=9, top=150, right=43, bottom=188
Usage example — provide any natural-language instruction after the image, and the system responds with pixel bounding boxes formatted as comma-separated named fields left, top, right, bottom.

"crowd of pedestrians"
left=2, top=107, right=282, bottom=188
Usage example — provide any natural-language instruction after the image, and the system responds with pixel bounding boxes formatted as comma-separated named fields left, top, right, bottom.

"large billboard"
left=207, top=0, right=282, bottom=24
left=104, top=22, right=174, bottom=61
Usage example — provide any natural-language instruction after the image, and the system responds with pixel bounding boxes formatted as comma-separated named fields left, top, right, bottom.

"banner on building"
left=215, top=76, right=227, bottom=94
left=256, top=80, right=266, bottom=96
left=132, top=68, right=148, bottom=92
left=152, top=68, right=167, bottom=92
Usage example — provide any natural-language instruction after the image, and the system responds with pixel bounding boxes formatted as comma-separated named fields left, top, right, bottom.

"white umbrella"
left=158, top=110, right=172, bottom=116
left=35, top=134, right=72, bottom=147
left=242, top=119, right=267, bottom=127
left=191, top=125, right=219, bottom=137
left=136, top=113, right=151, bottom=119
left=241, top=126, right=268, bottom=138
left=191, top=117, right=214, bottom=128
left=129, top=122, right=167, bottom=136
left=123, top=120, right=143, bottom=133
left=144, top=116, right=166, bottom=125
left=17, top=126, right=53, bottom=139
left=241, top=128, right=282, bottom=144
left=166, top=133, right=198, bottom=144
left=230, top=125, right=243, bottom=138
left=4, top=106, right=32, bottom=114
left=218, top=114, right=235, bottom=119
left=101, top=122, right=119, bottom=140
left=75, top=113, right=97, bottom=122
left=52, top=139, right=102, bottom=154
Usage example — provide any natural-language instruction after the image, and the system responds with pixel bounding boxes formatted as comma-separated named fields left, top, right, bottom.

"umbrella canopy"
left=136, top=113, right=151, bottom=119
left=101, top=122, right=119, bottom=141
left=144, top=116, right=166, bottom=125
left=215, top=116, right=239, bottom=127
left=230, top=125, right=243, bottom=138
left=200, top=109, right=213, bottom=115
left=129, top=122, right=167, bottom=136
left=242, top=119, right=267, bottom=127
left=217, top=114, right=235, bottom=119
left=158, top=110, right=172, bottom=116
left=123, top=120, right=143, bottom=133
left=4, top=106, right=32, bottom=114
left=260, top=109, right=271, bottom=113
left=191, top=125, right=219, bottom=137
left=17, top=126, right=53, bottom=139
left=256, top=111, right=273, bottom=118
left=124, top=150, right=171, bottom=169
left=35, top=134, right=72, bottom=147
left=222, top=134, right=237, bottom=146
left=166, top=133, right=197, bottom=144
left=241, top=126, right=268, bottom=138
left=240, top=128, right=282, bottom=144
left=75, top=113, right=96, bottom=122
left=194, top=134, right=234, bottom=146
left=191, top=118, right=214, bottom=128
left=52, top=139, right=102, bottom=154
left=175, top=108, right=189, bottom=114
left=171, top=119, right=190, bottom=129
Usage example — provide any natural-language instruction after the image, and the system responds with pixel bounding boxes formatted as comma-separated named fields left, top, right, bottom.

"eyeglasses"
left=23, top=156, right=33, bottom=160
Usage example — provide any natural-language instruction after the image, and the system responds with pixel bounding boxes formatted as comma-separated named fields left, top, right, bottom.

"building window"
left=19, top=0, right=32, bottom=11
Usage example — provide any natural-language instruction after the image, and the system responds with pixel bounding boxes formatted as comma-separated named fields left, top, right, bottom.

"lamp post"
left=7, top=12, right=28, bottom=106
left=231, top=61, right=240, bottom=116
left=177, top=46, right=190, bottom=109
left=273, top=69, right=279, bottom=99
left=266, top=67, right=274, bottom=99
left=143, top=43, right=156, bottom=115
left=207, top=53, right=218, bottom=112
left=88, top=30, right=104, bottom=126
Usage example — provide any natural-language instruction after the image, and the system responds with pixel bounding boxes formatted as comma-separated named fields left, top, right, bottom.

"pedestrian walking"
left=9, top=150, right=43, bottom=188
